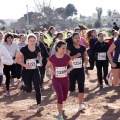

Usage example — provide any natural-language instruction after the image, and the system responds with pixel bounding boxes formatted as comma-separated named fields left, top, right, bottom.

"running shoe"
left=10, top=78, right=14, bottom=86
left=84, top=69, right=90, bottom=77
left=37, top=104, right=44, bottom=113
left=6, top=91, right=10, bottom=97
left=57, top=115, right=64, bottom=120
left=106, top=73, right=113, bottom=86
left=79, top=104, right=86, bottom=111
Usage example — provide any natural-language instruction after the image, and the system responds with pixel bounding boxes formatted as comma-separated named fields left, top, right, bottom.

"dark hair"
left=78, top=24, right=88, bottom=30
left=86, top=29, right=96, bottom=42
left=74, top=27, right=81, bottom=32
left=47, top=26, right=54, bottom=34
left=0, top=32, right=3, bottom=35
left=19, top=34, right=25, bottom=38
left=113, top=22, right=116, bottom=25
left=34, top=32, right=40, bottom=35
left=53, top=32, right=63, bottom=43
left=72, top=32, right=80, bottom=39
left=112, top=30, right=119, bottom=36
left=98, top=32, right=103, bottom=37
left=4, top=33, right=13, bottom=42
left=27, top=34, right=37, bottom=41
left=55, top=41, right=66, bottom=52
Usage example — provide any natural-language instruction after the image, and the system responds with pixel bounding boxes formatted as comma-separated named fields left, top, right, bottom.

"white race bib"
left=55, top=66, right=67, bottom=78
left=72, top=58, right=82, bottom=68
left=26, top=59, right=36, bottom=69
left=98, top=52, right=106, bottom=60
left=118, top=54, right=120, bottom=62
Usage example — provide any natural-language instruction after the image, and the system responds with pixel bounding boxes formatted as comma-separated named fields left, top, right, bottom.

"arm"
left=83, top=38, right=88, bottom=48
left=67, top=59, right=74, bottom=73
left=83, top=51, right=89, bottom=68
left=1, top=46, right=13, bottom=65
left=107, top=43, right=116, bottom=65
left=37, top=52, right=41, bottom=60
left=15, top=52, right=28, bottom=68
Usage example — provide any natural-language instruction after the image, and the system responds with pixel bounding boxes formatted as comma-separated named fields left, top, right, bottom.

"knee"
left=57, top=95, right=63, bottom=104
left=79, top=88, right=84, bottom=93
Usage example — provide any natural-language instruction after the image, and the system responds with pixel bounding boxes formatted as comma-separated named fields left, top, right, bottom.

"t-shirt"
left=49, top=54, right=71, bottom=79
left=18, top=43, right=27, bottom=50
left=67, top=45, right=86, bottom=68
left=20, top=45, right=40, bottom=69
left=113, top=39, right=120, bottom=62
left=91, top=41, right=108, bottom=61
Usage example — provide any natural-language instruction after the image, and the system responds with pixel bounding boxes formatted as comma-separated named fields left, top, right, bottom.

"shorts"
left=112, top=62, right=120, bottom=69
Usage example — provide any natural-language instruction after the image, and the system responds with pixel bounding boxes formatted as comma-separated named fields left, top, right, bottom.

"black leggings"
left=22, top=68, right=42, bottom=105
left=16, top=63, right=22, bottom=79
left=4, top=64, right=17, bottom=91
left=96, top=60, right=109, bottom=85
left=69, top=68, right=85, bottom=93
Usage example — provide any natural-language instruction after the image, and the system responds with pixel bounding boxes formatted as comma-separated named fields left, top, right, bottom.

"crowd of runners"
left=0, top=22, right=120, bottom=120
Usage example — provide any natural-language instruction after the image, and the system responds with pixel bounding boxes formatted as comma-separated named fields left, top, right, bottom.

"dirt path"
left=0, top=69, right=120, bottom=120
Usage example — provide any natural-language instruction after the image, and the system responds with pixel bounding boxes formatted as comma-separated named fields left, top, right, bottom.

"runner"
left=91, top=32, right=109, bottom=89
left=107, top=36, right=120, bottom=86
left=85, top=29, right=98, bottom=76
left=15, top=34, right=44, bottom=112
left=34, top=32, right=49, bottom=90
left=0, top=44, right=13, bottom=86
left=2, top=33, right=19, bottom=96
left=67, top=32, right=88, bottom=111
left=46, top=41, right=73, bottom=120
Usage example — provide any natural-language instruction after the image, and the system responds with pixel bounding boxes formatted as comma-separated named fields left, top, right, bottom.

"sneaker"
left=79, top=104, right=86, bottom=111
left=57, top=115, right=64, bottom=120
left=18, top=81, right=25, bottom=91
left=10, top=78, right=14, bottom=86
left=6, top=91, right=10, bottom=97
left=106, top=73, right=113, bottom=86
left=100, top=85, right=103, bottom=90
left=84, top=69, right=90, bottom=77
left=37, top=104, right=44, bottom=113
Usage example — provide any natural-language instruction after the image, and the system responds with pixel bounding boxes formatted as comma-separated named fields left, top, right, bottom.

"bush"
left=94, top=20, right=101, bottom=28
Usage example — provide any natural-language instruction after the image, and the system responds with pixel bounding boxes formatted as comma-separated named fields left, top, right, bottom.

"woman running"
left=85, top=29, right=98, bottom=76
left=46, top=41, right=73, bottom=120
left=0, top=45, right=13, bottom=86
left=15, top=34, right=44, bottom=113
left=91, top=32, right=109, bottom=89
left=2, top=33, right=19, bottom=96
left=107, top=36, right=120, bottom=86
left=67, top=32, right=88, bottom=111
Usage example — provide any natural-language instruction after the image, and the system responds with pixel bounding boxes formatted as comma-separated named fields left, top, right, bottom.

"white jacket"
left=0, top=45, right=13, bottom=75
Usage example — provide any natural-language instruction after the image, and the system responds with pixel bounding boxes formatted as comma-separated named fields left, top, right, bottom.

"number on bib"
left=26, top=59, right=36, bottom=69
left=55, top=66, right=67, bottom=78
left=98, top=52, right=106, bottom=60
left=72, top=58, right=82, bottom=68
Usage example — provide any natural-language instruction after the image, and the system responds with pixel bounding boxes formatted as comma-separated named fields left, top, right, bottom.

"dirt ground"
left=0, top=68, right=120, bottom=120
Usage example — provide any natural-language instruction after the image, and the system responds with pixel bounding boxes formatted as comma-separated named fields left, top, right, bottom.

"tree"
left=96, top=7, right=103, bottom=20
left=107, top=9, right=112, bottom=17
left=94, top=20, right=101, bottom=28
left=65, top=4, right=77, bottom=18
left=87, top=24, right=93, bottom=29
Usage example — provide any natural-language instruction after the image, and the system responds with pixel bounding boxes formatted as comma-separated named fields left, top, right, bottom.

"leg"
left=52, top=78, right=63, bottom=115
left=69, top=70, right=77, bottom=92
left=16, top=63, right=22, bottom=80
left=3, top=65, right=10, bottom=91
left=21, top=70, right=32, bottom=93
left=77, top=68, right=85, bottom=104
left=112, top=69, right=119, bottom=86
left=39, top=67, right=43, bottom=86
left=32, top=69, right=41, bottom=105
left=96, top=61, right=103, bottom=86
left=10, top=64, right=18, bottom=79
left=103, top=61, right=109, bottom=84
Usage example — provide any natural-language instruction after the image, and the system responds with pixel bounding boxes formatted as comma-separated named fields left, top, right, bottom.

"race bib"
left=98, top=52, right=106, bottom=60
left=55, top=66, right=67, bottom=78
left=26, top=59, right=36, bottom=69
left=72, top=58, right=82, bottom=68
left=118, top=54, right=120, bottom=62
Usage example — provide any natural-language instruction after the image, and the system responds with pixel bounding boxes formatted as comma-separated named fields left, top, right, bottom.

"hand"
left=66, top=69, right=70, bottom=74
left=24, top=64, right=32, bottom=69
left=111, top=62, right=117, bottom=68
left=76, top=53, right=81, bottom=58
left=50, top=70, right=55, bottom=75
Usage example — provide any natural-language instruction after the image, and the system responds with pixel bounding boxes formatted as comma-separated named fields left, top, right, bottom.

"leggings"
left=16, top=63, right=22, bottom=79
left=22, top=68, right=42, bottom=105
left=0, top=75, right=3, bottom=86
left=69, top=68, right=85, bottom=93
left=3, top=64, right=17, bottom=90
left=52, top=77, right=69, bottom=104
left=96, top=60, right=109, bottom=85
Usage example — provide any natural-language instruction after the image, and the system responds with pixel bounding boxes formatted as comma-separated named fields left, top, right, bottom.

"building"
left=107, top=12, right=120, bottom=27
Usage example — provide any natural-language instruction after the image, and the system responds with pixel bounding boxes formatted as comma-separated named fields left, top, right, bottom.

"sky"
left=0, top=0, right=120, bottom=19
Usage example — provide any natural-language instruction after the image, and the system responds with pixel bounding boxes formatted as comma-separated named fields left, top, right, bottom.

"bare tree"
left=96, top=7, right=103, bottom=20
left=107, top=9, right=112, bottom=17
